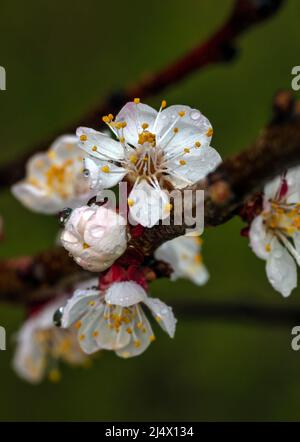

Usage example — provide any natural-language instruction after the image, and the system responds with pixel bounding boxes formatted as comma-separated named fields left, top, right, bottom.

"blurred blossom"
left=249, top=166, right=300, bottom=297
left=12, top=135, right=93, bottom=214
left=78, top=100, right=221, bottom=227
left=61, top=204, right=128, bottom=272
left=61, top=281, right=176, bottom=358
left=13, top=297, right=89, bottom=384
left=155, top=234, right=209, bottom=286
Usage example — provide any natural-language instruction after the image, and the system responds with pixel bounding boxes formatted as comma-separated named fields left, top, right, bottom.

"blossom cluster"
left=9, top=99, right=300, bottom=383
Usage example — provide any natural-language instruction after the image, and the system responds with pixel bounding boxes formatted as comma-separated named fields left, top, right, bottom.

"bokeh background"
left=0, top=0, right=300, bottom=421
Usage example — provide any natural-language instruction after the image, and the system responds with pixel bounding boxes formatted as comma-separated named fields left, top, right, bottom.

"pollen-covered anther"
left=80, top=134, right=87, bottom=142
left=265, top=243, right=271, bottom=252
left=179, top=159, right=186, bottom=166
left=161, top=100, right=167, bottom=109
left=83, top=242, right=90, bottom=249
left=129, top=155, right=138, bottom=164
left=142, top=123, right=149, bottom=130
left=134, top=98, right=140, bottom=104
left=206, top=128, right=214, bottom=137
left=92, top=146, right=97, bottom=152
left=164, top=203, right=173, bottom=213
left=138, top=131, right=156, bottom=146
left=178, top=111, right=185, bottom=117
left=195, top=141, right=201, bottom=148
left=173, top=127, right=179, bottom=133
left=127, top=198, right=135, bottom=207
left=101, top=165, right=110, bottom=173
left=184, top=148, right=190, bottom=153
left=134, top=340, right=141, bottom=348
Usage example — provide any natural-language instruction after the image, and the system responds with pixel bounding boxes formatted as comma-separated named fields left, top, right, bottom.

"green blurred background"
left=0, top=0, right=300, bottom=421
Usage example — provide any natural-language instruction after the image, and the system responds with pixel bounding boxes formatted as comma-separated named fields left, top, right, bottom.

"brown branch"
left=0, top=0, right=285, bottom=189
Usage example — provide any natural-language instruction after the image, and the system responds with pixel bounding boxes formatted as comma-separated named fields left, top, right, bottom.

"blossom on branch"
left=78, top=100, right=221, bottom=227
left=12, top=136, right=92, bottom=214
left=13, top=297, right=88, bottom=384
left=155, top=234, right=209, bottom=285
left=60, top=204, right=128, bottom=272
left=61, top=281, right=176, bottom=358
left=249, top=167, right=300, bottom=297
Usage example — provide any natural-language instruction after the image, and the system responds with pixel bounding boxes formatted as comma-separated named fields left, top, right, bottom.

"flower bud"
left=61, top=205, right=128, bottom=272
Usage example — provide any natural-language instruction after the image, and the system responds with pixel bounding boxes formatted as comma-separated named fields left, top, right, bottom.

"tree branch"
left=0, top=0, right=285, bottom=189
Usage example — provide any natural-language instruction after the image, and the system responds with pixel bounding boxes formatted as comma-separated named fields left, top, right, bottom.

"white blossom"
left=60, top=204, right=128, bottom=272
left=155, top=234, right=209, bottom=285
left=61, top=281, right=177, bottom=358
left=12, top=135, right=92, bottom=214
left=249, top=166, right=300, bottom=297
left=13, top=297, right=88, bottom=384
left=77, top=100, right=221, bottom=227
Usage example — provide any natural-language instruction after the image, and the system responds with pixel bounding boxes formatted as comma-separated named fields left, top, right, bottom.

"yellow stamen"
left=149, top=335, right=156, bottom=342
left=206, top=128, right=214, bottom=137
left=184, top=148, right=190, bottom=153
left=195, top=141, right=201, bottom=148
left=48, top=369, right=61, bottom=383
left=164, top=203, right=173, bottom=213
left=92, top=331, right=99, bottom=337
left=134, top=98, right=140, bottom=104
left=127, top=198, right=135, bottom=207
left=75, top=321, right=82, bottom=330
left=178, top=111, right=185, bottom=117
left=83, top=242, right=90, bottom=249
left=129, top=155, right=138, bottom=164
left=101, top=165, right=110, bottom=173
left=161, top=100, right=167, bottom=109
left=92, top=146, right=97, bottom=152
left=80, top=134, right=87, bottom=142
left=179, top=159, right=186, bottom=166
left=142, top=123, right=149, bottom=130
left=173, top=127, right=179, bottom=133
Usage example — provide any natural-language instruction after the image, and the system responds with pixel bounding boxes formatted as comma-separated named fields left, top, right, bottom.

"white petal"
left=156, top=105, right=212, bottom=150
left=50, top=135, right=83, bottom=164
left=94, top=306, right=131, bottom=350
left=12, top=182, right=64, bottom=214
left=143, top=297, right=177, bottom=338
left=128, top=179, right=170, bottom=228
left=266, top=238, right=297, bottom=297
left=61, top=289, right=100, bottom=328
left=83, top=156, right=126, bottom=190
left=116, top=309, right=154, bottom=358
left=249, top=215, right=270, bottom=260
left=166, top=146, right=221, bottom=185
left=77, top=307, right=104, bottom=354
left=105, top=281, right=147, bottom=307
left=115, top=102, right=158, bottom=147
left=77, top=127, right=124, bottom=161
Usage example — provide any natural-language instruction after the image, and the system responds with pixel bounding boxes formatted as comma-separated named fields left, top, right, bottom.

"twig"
left=0, top=0, right=285, bottom=189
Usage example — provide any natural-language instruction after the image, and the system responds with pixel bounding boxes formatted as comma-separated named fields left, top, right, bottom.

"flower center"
left=263, top=200, right=300, bottom=236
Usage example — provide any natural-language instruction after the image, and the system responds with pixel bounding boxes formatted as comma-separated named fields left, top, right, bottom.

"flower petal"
left=12, top=182, right=63, bottom=214
left=116, top=308, right=154, bottom=358
left=156, top=105, right=213, bottom=151
left=166, top=146, right=221, bottom=186
left=249, top=215, right=271, bottom=260
left=128, top=179, right=170, bottom=228
left=61, top=289, right=100, bottom=328
left=77, top=307, right=104, bottom=354
left=143, top=297, right=177, bottom=338
left=105, top=281, right=147, bottom=307
left=266, top=238, right=297, bottom=297
left=77, top=127, right=124, bottom=161
left=83, top=156, right=126, bottom=190
left=115, top=102, right=158, bottom=147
